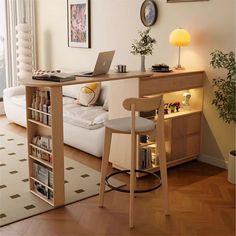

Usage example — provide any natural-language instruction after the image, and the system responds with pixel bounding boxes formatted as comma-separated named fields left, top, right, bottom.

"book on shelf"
left=34, top=182, right=53, bottom=200
left=139, top=147, right=152, bottom=170
left=31, top=90, right=51, bottom=126
left=31, top=135, right=52, bottom=163
left=32, top=135, right=52, bottom=151
left=33, top=162, right=49, bottom=185
left=32, top=72, right=76, bottom=82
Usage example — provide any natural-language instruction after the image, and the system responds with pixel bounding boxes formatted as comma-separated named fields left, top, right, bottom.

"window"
left=0, top=0, right=6, bottom=102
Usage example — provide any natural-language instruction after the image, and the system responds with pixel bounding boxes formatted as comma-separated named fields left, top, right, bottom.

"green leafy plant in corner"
left=130, top=28, right=156, bottom=56
left=210, top=50, right=236, bottom=123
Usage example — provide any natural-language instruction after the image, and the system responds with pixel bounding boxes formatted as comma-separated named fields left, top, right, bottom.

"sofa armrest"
left=3, top=86, right=25, bottom=98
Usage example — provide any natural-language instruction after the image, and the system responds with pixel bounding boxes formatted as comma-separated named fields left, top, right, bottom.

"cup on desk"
left=114, top=65, right=127, bottom=73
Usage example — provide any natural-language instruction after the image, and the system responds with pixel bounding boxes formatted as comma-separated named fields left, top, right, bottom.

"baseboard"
left=0, top=102, right=5, bottom=115
left=198, top=154, right=227, bottom=169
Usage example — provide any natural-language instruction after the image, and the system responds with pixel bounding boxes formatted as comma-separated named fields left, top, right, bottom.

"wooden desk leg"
left=50, top=86, right=65, bottom=206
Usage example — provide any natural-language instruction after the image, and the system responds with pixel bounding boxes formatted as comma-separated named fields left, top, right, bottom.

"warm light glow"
left=169, top=28, right=191, bottom=47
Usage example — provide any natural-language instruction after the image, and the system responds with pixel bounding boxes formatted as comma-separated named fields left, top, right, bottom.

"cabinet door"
left=170, top=113, right=201, bottom=161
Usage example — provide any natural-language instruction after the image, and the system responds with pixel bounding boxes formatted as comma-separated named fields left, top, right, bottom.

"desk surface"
left=19, top=70, right=204, bottom=87
left=19, top=71, right=152, bottom=87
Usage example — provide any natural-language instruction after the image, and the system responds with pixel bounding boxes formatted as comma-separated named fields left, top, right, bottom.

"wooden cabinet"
left=25, top=86, right=64, bottom=206
left=108, top=70, right=204, bottom=175
left=165, top=112, right=201, bottom=164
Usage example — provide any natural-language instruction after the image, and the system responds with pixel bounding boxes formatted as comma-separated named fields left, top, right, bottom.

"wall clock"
left=140, top=0, right=158, bottom=27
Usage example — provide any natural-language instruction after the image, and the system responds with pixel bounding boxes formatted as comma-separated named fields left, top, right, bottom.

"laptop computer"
left=75, top=50, right=115, bottom=77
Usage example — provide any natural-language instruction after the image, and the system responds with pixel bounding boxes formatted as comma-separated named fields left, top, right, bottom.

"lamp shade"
left=169, top=28, right=190, bottom=47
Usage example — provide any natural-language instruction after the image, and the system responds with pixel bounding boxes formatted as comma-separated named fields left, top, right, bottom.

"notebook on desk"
left=75, top=51, right=115, bottom=77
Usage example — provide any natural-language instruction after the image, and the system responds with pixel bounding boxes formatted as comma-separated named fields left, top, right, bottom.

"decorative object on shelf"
left=169, top=103, right=176, bottom=113
left=169, top=28, right=190, bottom=70
left=15, top=24, right=32, bottom=80
left=164, top=103, right=169, bottom=114
left=167, top=0, right=209, bottom=2
left=210, top=50, right=236, bottom=184
left=182, top=91, right=191, bottom=110
left=130, top=28, right=156, bottom=72
left=140, top=0, right=158, bottom=27
left=175, top=102, right=180, bottom=112
left=67, top=0, right=91, bottom=48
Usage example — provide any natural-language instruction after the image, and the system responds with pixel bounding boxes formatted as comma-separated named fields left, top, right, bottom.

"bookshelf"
left=25, top=86, right=64, bottom=207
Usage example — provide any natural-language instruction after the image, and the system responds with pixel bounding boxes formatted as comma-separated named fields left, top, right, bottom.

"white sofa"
left=3, top=83, right=109, bottom=157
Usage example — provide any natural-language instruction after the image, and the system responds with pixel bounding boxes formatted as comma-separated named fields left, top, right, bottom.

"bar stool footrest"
left=105, top=169, right=162, bottom=193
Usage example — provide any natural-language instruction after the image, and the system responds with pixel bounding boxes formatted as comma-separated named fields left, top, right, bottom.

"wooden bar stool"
left=98, top=95, right=169, bottom=228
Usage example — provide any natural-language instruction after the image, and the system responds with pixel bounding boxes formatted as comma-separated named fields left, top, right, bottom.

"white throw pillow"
left=77, top=82, right=101, bottom=106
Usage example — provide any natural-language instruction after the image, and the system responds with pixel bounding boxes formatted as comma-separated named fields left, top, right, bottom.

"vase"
left=141, top=55, right=145, bottom=72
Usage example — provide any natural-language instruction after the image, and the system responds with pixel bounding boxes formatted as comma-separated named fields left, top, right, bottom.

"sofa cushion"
left=63, top=102, right=108, bottom=130
left=76, top=82, right=101, bottom=106
left=62, top=82, right=108, bottom=106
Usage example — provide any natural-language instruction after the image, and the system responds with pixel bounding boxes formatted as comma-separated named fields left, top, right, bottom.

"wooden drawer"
left=172, top=112, right=201, bottom=138
left=140, top=72, right=203, bottom=96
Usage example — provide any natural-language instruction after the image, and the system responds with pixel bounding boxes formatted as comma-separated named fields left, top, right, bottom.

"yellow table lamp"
left=169, top=28, right=190, bottom=70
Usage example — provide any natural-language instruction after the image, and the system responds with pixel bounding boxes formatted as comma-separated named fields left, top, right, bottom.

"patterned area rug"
left=0, top=130, right=124, bottom=227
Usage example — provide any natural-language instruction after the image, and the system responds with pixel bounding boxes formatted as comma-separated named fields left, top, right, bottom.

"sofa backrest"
left=62, top=82, right=109, bottom=106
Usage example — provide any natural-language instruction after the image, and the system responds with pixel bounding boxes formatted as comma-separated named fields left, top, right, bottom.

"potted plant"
left=130, top=28, right=156, bottom=72
left=210, top=50, right=236, bottom=184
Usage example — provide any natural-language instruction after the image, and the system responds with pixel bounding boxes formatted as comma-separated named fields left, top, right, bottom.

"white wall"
left=35, top=0, right=235, bottom=164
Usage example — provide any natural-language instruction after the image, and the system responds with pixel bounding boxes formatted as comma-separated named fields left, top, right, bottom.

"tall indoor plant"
left=210, top=50, right=236, bottom=184
left=130, top=28, right=156, bottom=72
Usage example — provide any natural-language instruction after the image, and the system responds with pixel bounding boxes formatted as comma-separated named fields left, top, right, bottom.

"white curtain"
left=5, top=0, right=36, bottom=87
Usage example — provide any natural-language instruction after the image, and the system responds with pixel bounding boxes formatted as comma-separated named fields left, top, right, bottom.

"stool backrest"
left=123, top=95, right=163, bottom=112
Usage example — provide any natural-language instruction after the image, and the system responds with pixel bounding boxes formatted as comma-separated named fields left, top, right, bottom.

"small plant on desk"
left=130, top=28, right=156, bottom=72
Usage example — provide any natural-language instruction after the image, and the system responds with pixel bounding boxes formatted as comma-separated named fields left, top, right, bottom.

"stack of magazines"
left=32, top=72, right=76, bottom=82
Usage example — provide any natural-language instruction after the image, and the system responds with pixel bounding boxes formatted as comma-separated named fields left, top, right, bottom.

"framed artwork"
left=140, top=0, right=158, bottom=27
left=67, top=0, right=90, bottom=48
left=167, top=0, right=209, bottom=2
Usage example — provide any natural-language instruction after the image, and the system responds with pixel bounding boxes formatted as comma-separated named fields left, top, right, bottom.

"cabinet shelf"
left=164, top=108, right=201, bottom=120
left=30, top=190, right=54, bottom=206
left=30, top=177, right=53, bottom=191
left=28, top=119, right=52, bottom=129
left=28, top=107, right=52, bottom=116
left=30, top=143, right=52, bottom=155
left=29, top=155, right=52, bottom=168
left=139, top=142, right=156, bottom=148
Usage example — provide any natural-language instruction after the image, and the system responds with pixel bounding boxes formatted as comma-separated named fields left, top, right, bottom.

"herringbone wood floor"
left=0, top=116, right=235, bottom=236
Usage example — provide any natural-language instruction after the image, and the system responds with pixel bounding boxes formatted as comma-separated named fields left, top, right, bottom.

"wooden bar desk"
left=20, top=70, right=204, bottom=206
